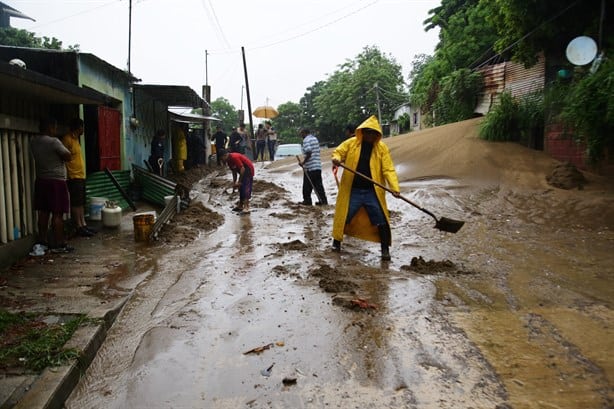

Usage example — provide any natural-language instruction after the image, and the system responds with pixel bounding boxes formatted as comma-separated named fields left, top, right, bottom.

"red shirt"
left=226, top=152, right=254, bottom=175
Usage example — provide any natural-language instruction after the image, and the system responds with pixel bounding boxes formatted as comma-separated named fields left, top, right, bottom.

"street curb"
left=10, top=299, right=127, bottom=409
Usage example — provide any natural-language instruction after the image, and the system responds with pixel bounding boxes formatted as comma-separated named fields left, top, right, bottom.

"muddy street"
left=66, top=125, right=613, bottom=408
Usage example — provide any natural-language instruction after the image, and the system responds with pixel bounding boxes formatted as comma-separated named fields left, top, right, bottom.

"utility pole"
left=205, top=50, right=208, bottom=86
left=242, top=47, right=255, bottom=151
left=128, top=0, right=132, bottom=73
left=374, top=82, right=382, bottom=125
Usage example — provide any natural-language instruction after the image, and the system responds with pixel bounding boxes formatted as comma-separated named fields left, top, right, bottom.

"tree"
left=210, top=97, right=238, bottom=132
left=299, top=81, right=325, bottom=133
left=314, top=46, right=407, bottom=144
left=0, top=27, right=79, bottom=50
left=484, top=0, right=612, bottom=67
left=274, top=101, right=302, bottom=143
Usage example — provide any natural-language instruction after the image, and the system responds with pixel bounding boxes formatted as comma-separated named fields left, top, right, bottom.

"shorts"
left=34, top=178, right=69, bottom=213
left=67, top=179, right=86, bottom=206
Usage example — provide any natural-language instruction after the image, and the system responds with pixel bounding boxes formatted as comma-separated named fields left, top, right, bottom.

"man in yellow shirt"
left=62, top=118, right=96, bottom=237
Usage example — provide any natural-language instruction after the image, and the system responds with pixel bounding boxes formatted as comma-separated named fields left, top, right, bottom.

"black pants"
left=302, top=169, right=327, bottom=205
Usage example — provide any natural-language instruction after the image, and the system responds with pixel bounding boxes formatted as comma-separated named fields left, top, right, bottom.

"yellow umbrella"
left=252, top=105, right=279, bottom=119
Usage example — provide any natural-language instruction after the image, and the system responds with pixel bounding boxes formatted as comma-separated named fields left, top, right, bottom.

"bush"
left=480, top=91, right=544, bottom=145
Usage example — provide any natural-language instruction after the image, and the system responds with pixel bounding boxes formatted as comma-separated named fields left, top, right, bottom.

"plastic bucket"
left=89, top=197, right=107, bottom=221
left=164, top=195, right=175, bottom=206
left=133, top=214, right=154, bottom=242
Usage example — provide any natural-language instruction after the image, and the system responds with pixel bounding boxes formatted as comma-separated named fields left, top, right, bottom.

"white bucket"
left=164, top=195, right=175, bottom=206
left=89, top=197, right=107, bottom=221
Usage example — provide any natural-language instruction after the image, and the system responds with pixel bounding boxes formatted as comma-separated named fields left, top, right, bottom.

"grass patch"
left=0, top=309, right=85, bottom=372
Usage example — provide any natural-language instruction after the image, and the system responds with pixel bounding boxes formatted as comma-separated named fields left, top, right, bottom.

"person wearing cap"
left=218, top=148, right=254, bottom=214
left=331, top=115, right=400, bottom=261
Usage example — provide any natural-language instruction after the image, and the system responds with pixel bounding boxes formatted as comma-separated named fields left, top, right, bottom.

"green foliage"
left=559, top=59, right=614, bottom=162
left=484, top=0, right=612, bottom=67
left=479, top=91, right=545, bottom=144
left=0, top=310, right=85, bottom=371
left=432, top=68, right=483, bottom=125
left=397, top=113, right=411, bottom=134
left=275, top=101, right=302, bottom=143
left=210, top=97, right=238, bottom=132
left=479, top=92, right=520, bottom=141
left=312, top=45, right=407, bottom=144
left=411, top=0, right=497, bottom=120
left=0, top=27, right=78, bottom=50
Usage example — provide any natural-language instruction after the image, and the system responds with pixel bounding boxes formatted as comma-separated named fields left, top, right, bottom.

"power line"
left=208, top=0, right=380, bottom=55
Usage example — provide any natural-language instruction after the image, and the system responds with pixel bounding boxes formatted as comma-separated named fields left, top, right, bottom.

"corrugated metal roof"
left=0, top=60, right=118, bottom=105
left=136, top=85, right=204, bottom=108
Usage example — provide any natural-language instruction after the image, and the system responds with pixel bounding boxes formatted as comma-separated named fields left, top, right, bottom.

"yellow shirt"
left=62, top=133, right=85, bottom=179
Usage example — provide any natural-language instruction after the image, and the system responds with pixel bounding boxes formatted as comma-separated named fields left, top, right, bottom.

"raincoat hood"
left=355, top=115, right=383, bottom=142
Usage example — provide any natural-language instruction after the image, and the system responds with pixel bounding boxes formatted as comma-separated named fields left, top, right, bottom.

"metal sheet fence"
left=0, top=129, right=35, bottom=244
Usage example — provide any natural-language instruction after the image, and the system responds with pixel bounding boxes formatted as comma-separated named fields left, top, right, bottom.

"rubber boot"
left=332, top=239, right=341, bottom=252
left=378, top=224, right=391, bottom=261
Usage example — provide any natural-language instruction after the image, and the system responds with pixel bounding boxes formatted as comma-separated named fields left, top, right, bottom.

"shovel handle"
left=336, top=163, right=438, bottom=222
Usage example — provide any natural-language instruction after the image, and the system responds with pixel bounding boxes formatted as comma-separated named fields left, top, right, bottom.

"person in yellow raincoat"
left=331, top=115, right=400, bottom=260
left=174, top=126, right=188, bottom=172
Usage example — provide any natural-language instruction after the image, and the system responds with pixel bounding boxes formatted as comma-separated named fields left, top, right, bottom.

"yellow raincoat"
left=331, top=115, right=399, bottom=243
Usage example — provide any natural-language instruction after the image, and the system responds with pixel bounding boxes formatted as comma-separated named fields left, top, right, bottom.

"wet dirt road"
left=66, top=160, right=613, bottom=409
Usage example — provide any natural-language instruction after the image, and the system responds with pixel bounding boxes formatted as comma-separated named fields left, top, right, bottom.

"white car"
left=274, top=143, right=303, bottom=160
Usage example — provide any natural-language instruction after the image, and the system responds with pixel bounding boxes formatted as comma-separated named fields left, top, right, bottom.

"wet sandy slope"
left=67, top=119, right=613, bottom=408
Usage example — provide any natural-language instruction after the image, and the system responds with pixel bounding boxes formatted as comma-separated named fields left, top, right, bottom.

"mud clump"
left=158, top=201, right=223, bottom=243
left=279, top=239, right=307, bottom=251
left=401, top=256, right=457, bottom=274
left=319, top=277, right=358, bottom=293
left=546, top=162, right=586, bottom=190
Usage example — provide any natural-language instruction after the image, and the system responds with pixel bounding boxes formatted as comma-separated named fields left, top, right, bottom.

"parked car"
left=275, top=143, right=303, bottom=160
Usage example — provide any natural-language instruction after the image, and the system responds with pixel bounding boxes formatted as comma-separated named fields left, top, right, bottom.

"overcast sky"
left=11, top=0, right=440, bottom=112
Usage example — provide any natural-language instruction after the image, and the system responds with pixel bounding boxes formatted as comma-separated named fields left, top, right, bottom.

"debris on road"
left=261, top=363, right=275, bottom=377
left=243, top=343, right=274, bottom=355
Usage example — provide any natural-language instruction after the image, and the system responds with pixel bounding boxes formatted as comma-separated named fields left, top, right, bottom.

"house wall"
left=77, top=55, right=131, bottom=171
left=0, top=87, right=79, bottom=248
left=133, top=89, right=170, bottom=173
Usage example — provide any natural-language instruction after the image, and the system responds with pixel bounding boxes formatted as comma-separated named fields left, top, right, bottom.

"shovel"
left=337, top=163, right=465, bottom=233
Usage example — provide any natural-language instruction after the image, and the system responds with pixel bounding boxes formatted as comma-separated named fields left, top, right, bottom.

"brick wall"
left=544, top=123, right=587, bottom=170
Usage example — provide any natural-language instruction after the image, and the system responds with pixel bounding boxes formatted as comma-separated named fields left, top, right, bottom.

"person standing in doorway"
left=62, top=118, right=96, bottom=237
left=330, top=115, right=400, bottom=261
left=298, top=128, right=327, bottom=206
left=31, top=117, right=74, bottom=253
left=149, top=129, right=166, bottom=175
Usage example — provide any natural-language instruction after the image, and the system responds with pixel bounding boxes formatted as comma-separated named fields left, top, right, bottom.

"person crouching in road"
left=331, top=115, right=400, bottom=261
left=218, top=149, right=254, bottom=214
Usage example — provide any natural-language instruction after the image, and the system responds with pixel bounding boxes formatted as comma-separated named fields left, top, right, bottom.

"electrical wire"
left=208, top=0, right=380, bottom=55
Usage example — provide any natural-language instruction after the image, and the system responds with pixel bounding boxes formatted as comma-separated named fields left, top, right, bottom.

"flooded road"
left=66, top=158, right=613, bottom=409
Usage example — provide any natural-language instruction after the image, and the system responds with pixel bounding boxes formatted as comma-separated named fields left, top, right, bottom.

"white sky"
left=10, top=0, right=440, bottom=111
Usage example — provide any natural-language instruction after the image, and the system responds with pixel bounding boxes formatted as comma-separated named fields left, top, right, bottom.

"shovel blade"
left=435, top=217, right=465, bottom=233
